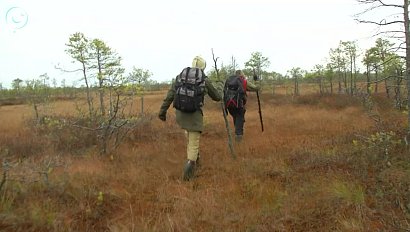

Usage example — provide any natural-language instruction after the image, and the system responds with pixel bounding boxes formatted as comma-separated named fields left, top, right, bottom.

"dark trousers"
left=227, top=107, right=246, bottom=136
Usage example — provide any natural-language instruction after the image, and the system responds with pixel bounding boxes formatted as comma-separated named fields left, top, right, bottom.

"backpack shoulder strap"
left=185, top=67, right=191, bottom=83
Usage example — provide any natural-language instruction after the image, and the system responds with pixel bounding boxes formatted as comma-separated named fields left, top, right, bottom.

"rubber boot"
left=183, top=160, right=196, bottom=181
left=235, top=134, right=243, bottom=143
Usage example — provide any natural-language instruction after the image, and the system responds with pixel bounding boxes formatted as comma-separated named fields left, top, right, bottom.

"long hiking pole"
left=212, top=49, right=236, bottom=159
left=253, top=69, right=264, bottom=132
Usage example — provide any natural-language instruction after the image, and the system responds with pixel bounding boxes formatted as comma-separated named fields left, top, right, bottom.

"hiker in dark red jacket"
left=224, top=70, right=259, bottom=142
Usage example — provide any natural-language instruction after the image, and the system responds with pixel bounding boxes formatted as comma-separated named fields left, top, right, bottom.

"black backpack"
left=224, top=75, right=246, bottom=109
left=173, top=67, right=206, bottom=113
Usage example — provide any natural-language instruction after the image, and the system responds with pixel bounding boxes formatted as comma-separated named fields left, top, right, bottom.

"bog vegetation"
left=0, top=78, right=409, bottom=231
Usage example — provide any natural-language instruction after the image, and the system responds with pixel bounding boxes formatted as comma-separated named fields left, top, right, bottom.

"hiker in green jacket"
left=158, top=56, right=223, bottom=181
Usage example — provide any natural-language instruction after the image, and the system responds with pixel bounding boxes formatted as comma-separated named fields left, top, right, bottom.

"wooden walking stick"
left=211, top=48, right=236, bottom=159
left=253, top=68, right=264, bottom=132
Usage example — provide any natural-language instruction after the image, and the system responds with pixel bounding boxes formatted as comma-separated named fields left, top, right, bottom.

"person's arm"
left=246, top=79, right=260, bottom=92
left=158, top=82, right=176, bottom=121
left=205, top=79, right=223, bottom=102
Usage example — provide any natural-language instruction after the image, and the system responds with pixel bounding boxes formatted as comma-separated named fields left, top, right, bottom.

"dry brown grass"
left=0, top=88, right=409, bottom=231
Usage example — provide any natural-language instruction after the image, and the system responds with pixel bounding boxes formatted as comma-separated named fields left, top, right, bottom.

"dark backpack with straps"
left=224, top=75, right=246, bottom=109
left=173, top=67, right=206, bottom=113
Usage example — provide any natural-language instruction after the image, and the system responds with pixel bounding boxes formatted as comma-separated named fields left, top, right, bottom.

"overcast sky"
left=0, top=0, right=390, bottom=88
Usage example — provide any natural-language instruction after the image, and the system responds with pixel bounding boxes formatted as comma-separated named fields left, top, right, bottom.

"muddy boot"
left=183, top=160, right=196, bottom=181
left=235, top=134, right=243, bottom=143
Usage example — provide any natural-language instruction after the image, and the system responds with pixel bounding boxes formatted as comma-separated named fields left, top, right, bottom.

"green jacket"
left=159, top=78, right=223, bottom=132
left=246, top=79, right=260, bottom=92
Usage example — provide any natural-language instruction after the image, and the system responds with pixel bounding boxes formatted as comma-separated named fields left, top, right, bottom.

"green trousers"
left=185, top=131, right=200, bottom=161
